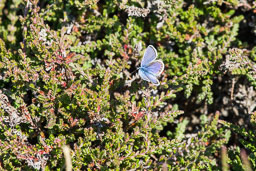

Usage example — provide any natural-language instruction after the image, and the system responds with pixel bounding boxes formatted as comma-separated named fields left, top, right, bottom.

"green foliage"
left=0, top=0, right=255, bottom=170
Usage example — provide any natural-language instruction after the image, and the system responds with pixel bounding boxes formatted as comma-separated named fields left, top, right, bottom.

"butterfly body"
left=138, top=45, right=164, bottom=86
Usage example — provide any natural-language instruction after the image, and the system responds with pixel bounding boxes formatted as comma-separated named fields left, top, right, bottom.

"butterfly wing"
left=138, top=69, right=150, bottom=81
left=144, top=60, right=164, bottom=76
left=143, top=71, right=160, bottom=86
left=141, top=45, right=157, bottom=67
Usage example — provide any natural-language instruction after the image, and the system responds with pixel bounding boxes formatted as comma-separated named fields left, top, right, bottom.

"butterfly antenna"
left=130, top=68, right=139, bottom=75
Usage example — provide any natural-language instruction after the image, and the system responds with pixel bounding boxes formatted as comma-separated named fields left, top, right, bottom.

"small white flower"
left=39, top=29, right=47, bottom=41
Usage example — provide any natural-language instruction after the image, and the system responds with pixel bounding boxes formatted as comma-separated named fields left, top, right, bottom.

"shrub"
left=0, top=0, right=255, bottom=170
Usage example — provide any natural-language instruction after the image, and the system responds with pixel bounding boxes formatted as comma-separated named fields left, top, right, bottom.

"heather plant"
left=0, top=0, right=256, bottom=170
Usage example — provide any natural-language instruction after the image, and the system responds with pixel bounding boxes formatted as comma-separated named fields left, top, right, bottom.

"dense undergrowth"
left=0, top=0, right=256, bottom=170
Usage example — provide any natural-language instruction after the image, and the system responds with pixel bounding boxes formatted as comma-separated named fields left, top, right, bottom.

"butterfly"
left=138, top=45, right=164, bottom=86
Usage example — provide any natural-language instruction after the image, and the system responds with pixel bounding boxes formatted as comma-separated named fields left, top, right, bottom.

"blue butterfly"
left=139, top=45, right=164, bottom=86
